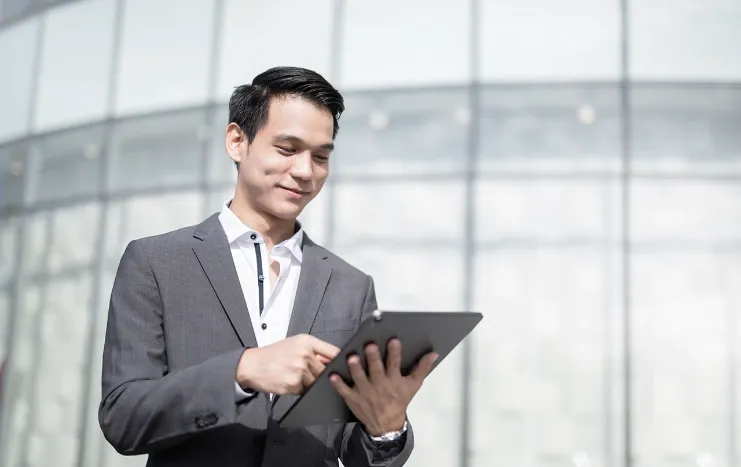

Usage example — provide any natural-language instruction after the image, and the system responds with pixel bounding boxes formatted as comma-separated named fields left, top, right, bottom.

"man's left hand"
left=329, top=339, right=438, bottom=437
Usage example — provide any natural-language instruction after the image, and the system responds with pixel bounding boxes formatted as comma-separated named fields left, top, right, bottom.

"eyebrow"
left=273, top=134, right=334, bottom=151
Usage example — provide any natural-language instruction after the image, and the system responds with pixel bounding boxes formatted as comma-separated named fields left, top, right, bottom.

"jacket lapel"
left=286, top=235, right=332, bottom=338
left=272, top=236, right=332, bottom=412
left=192, top=213, right=258, bottom=349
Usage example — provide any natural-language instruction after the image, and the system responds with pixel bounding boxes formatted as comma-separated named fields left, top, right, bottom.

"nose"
left=290, top=150, right=313, bottom=180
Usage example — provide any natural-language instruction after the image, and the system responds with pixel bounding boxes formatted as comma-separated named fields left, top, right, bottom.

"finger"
left=301, top=368, right=316, bottom=391
left=347, top=354, right=370, bottom=390
left=329, top=373, right=354, bottom=400
left=307, top=355, right=326, bottom=377
left=364, top=343, right=385, bottom=382
left=409, top=351, right=439, bottom=384
left=385, top=338, right=402, bottom=377
left=306, top=335, right=341, bottom=360
left=317, top=354, right=332, bottom=365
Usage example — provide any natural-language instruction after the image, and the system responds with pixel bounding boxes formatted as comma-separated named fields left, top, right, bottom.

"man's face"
left=228, top=96, right=334, bottom=221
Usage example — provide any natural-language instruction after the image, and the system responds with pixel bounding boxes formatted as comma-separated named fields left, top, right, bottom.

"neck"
left=229, top=190, right=297, bottom=249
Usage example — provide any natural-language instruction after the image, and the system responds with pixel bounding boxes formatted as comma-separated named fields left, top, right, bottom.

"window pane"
left=0, top=215, right=17, bottom=286
left=340, top=0, right=470, bottom=89
left=206, top=105, right=234, bottom=184
left=477, top=86, right=622, bottom=174
left=215, top=0, right=334, bottom=101
left=21, top=210, right=50, bottom=278
left=0, top=282, right=43, bottom=467
left=334, top=181, right=465, bottom=244
left=334, top=245, right=464, bottom=467
left=1, top=0, right=35, bottom=22
left=335, top=89, right=469, bottom=177
left=48, top=202, right=101, bottom=274
left=0, top=288, right=9, bottom=361
left=331, top=179, right=466, bottom=466
left=0, top=17, right=39, bottom=143
left=631, top=180, right=741, bottom=467
left=631, top=86, right=741, bottom=176
left=479, top=0, right=620, bottom=81
left=114, top=0, right=215, bottom=115
left=80, top=269, right=116, bottom=467
left=104, top=191, right=203, bottom=265
left=0, top=141, right=29, bottom=210
left=24, top=274, right=92, bottom=467
left=108, top=110, right=208, bottom=192
left=33, top=0, right=116, bottom=132
left=630, top=0, right=741, bottom=80
left=471, top=179, right=621, bottom=467
left=31, top=123, right=105, bottom=203
left=631, top=181, right=741, bottom=244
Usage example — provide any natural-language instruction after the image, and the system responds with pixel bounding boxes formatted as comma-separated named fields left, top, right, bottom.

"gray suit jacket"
left=98, top=213, right=414, bottom=467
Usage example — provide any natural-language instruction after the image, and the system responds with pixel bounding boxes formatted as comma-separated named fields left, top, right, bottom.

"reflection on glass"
left=629, top=0, right=741, bottom=80
left=108, top=110, right=207, bottom=192
left=0, top=17, right=39, bottom=143
left=471, top=179, right=620, bottom=467
left=47, top=203, right=100, bottom=274
left=334, top=181, right=465, bottom=243
left=478, top=0, right=620, bottom=81
left=334, top=245, right=464, bottom=467
left=206, top=105, right=234, bottom=184
left=32, top=0, right=116, bottom=132
left=216, top=0, right=334, bottom=101
left=477, top=86, right=621, bottom=174
left=1, top=0, right=35, bottom=22
left=103, top=192, right=203, bottom=265
left=0, top=216, right=18, bottom=285
left=631, top=86, right=741, bottom=175
left=0, top=142, right=28, bottom=210
left=335, top=90, right=469, bottom=176
left=340, top=0, right=470, bottom=89
left=32, top=124, right=105, bottom=203
left=113, top=0, right=215, bottom=115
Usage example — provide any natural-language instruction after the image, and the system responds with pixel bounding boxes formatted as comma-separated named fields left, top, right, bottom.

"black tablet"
left=278, top=309, right=483, bottom=427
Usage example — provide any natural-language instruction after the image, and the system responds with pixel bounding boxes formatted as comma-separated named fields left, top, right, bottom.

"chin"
left=268, top=202, right=305, bottom=221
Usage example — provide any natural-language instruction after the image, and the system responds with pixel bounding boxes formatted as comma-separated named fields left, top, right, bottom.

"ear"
left=225, top=123, right=246, bottom=165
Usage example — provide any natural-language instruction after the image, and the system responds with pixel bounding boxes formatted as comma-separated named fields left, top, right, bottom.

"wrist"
left=236, top=348, right=258, bottom=390
left=368, top=419, right=408, bottom=442
left=367, top=415, right=407, bottom=437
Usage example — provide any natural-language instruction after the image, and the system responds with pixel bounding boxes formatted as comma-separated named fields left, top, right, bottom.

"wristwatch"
left=369, top=420, right=408, bottom=443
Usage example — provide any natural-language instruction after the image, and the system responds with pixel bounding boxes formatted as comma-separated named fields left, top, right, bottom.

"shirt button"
left=261, top=323, right=267, bottom=330
left=258, top=275, right=264, bottom=282
left=249, top=233, right=257, bottom=240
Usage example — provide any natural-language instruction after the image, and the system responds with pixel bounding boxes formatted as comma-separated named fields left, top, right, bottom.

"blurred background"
left=0, top=0, right=740, bottom=466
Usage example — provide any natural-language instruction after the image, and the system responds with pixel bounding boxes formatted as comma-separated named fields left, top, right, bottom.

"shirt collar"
left=218, top=201, right=304, bottom=263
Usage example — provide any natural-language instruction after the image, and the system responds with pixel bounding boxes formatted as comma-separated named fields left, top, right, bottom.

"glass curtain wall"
left=0, top=1, right=740, bottom=467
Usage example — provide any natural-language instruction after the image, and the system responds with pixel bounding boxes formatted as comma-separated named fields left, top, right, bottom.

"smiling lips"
left=280, top=186, right=310, bottom=199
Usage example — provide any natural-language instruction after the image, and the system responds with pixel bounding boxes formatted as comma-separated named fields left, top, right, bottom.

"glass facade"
left=0, top=1, right=740, bottom=467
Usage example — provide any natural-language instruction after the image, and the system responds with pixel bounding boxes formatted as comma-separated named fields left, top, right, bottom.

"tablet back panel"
left=279, top=310, right=483, bottom=427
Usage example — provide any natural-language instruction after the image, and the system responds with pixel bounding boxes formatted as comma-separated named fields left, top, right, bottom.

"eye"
left=276, top=146, right=295, bottom=155
left=313, top=154, right=329, bottom=162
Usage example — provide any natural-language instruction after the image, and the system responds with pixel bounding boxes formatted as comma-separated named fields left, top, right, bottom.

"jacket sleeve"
left=98, top=240, right=263, bottom=455
left=339, top=275, right=415, bottom=467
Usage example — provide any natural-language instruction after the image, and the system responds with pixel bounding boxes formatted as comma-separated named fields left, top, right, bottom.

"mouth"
left=279, top=186, right=310, bottom=199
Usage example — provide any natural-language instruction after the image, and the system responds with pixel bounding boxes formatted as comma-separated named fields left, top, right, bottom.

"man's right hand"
left=235, top=334, right=340, bottom=395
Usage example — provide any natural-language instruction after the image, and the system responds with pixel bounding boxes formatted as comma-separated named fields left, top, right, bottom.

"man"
left=98, top=66, right=437, bottom=467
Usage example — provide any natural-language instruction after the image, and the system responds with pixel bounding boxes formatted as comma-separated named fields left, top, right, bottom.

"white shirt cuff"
left=234, top=381, right=257, bottom=402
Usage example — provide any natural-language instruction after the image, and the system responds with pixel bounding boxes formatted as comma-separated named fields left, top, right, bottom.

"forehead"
left=260, top=96, right=334, bottom=144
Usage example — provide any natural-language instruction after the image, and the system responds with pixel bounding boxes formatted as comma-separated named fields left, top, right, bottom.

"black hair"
left=228, top=66, right=345, bottom=168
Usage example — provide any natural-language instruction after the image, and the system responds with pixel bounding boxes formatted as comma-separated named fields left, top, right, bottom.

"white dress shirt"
left=218, top=201, right=304, bottom=399
left=218, top=201, right=408, bottom=443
